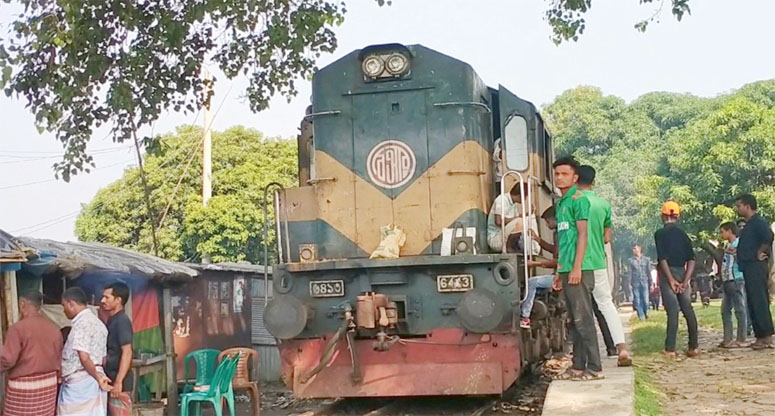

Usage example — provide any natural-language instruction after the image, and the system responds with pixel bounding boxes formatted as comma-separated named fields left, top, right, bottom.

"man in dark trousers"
left=551, top=156, right=602, bottom=381
left=734, top=194, right=775, bottom=349
left=101, top=282, right=134, bottom=407
left=654, top=200, right=699, bottom=357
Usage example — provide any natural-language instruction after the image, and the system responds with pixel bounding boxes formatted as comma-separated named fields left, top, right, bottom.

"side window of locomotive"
left=503, top=115, right=528, bottom=171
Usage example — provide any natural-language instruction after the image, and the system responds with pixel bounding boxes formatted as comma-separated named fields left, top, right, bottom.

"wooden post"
left=162, top=287, right=178, bottom=412
left=2, top=271, right=19, bottom=326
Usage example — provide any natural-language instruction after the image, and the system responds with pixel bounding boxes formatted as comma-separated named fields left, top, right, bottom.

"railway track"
left=260, top=371, right=549, bottom=416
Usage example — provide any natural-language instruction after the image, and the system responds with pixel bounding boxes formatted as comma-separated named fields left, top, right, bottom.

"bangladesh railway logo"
left=367, top=140, right=416, bottom=189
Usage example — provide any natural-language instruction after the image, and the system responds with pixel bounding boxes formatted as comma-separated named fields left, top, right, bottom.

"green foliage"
left=546, top=0, right=692, bottom=44
left=75, top=126, right=297, bottom=263
left=544, top=80, right=775, bottom=261
left=0, top=0, right=345, bottom=181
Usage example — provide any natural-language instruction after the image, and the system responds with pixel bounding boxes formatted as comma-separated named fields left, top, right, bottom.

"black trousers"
left=742, top=261, right=775, bottom=339
left=592, top=298, right=616, bottom=353
left=659, top=266, right=698, bottom=351
left=561, top=271, right=602, bottom=372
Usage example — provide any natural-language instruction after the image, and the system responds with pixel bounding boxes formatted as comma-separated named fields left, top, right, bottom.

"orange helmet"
left=661, top=200, right=681, bottom=216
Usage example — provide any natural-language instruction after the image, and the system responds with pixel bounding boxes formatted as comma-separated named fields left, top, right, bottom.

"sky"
left=1, top=0, right=774, bottom=242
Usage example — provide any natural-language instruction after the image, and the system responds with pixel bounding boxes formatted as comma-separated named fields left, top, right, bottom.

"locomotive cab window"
left=503, top=115, right=528, bottom=171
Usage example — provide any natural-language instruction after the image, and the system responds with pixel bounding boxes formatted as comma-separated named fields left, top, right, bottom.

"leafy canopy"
left=75, top=125, right=297, bottom=263
left=543, top=80, right=775, bottom=260
left=546, top=0, right=692, bottom=44
left=0, top=0, right=344, bottom=181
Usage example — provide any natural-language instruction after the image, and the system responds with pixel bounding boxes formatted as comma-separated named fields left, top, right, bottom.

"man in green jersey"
left=577, top=165, right=632, bottom=367
left=552, top=156, right=603, bottom=380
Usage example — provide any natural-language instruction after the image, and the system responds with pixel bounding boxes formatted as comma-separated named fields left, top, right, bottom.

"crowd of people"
left=0, top=283, right=134, bottom=416
left=489, top=154, right=775, bottom=381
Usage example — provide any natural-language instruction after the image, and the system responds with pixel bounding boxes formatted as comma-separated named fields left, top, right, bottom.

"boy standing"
left=718, top=222, right=747, bottom=348
left=654, top=200, right=699, bottom=357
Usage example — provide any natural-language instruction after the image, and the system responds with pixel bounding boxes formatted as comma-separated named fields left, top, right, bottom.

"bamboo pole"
left=162, top=287, right=178, bottom=411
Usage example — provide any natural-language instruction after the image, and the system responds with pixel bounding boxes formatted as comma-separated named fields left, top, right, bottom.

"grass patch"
left=630, top=298, right=775, bottom=415
left=634, top=367, right=662, bottom=416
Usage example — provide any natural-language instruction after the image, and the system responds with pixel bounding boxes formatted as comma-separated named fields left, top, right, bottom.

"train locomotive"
left=263, top=43, right=565, bottom=398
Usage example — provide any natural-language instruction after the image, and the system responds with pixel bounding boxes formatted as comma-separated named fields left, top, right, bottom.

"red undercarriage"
left=278, top=328, right=521, bottom=398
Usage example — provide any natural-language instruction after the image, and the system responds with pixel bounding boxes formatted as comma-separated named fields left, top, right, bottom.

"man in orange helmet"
left=654, top=200, right=699, bottom=357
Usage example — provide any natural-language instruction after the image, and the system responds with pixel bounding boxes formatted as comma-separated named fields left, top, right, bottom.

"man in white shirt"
left=487, top=182, right=539, bottom=254
left=58, top=287, right=110, bottom=416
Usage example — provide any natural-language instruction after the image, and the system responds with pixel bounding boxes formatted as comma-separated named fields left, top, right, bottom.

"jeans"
left=561, top=271, right=602, bottom=372
left=592, top=269, right=625, bottom=346
left=520, top=275, right=554, bottom=318
left=721, top=280, right=748, bottom=343
left=741, top=261, right=775, bottom=339
left=660, top=266, right=698, bottom=351
left=631, top=279, right=650, bottom=319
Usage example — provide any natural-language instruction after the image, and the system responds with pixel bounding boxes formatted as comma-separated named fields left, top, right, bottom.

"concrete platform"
left=542, top=308, right=635, bottom=416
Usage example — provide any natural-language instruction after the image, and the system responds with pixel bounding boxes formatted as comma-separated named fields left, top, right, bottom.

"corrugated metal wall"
left=251, top=278, right=281, bottom=381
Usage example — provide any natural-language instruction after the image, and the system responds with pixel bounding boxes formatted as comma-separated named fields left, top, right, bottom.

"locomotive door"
left=351, top=90, right=432, bottom=256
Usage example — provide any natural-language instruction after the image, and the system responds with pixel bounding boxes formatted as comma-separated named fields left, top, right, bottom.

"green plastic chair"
left=179, top=355, right=238, bottom=416
left=182, top=349, right=221, bottom=394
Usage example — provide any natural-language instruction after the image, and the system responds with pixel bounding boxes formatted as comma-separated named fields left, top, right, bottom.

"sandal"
left=572, top=370, right=605, bottom=381
left=551, top=369, right=576, bottom=380
left=617, top=355, right=633, bottom=367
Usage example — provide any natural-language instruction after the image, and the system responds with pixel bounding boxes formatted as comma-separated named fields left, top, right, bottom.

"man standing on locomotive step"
left=551, top=156, right=602, bottom=381
left=576, top=165, right=632, bottom=367
left=734, top=193, right=775, bottom=349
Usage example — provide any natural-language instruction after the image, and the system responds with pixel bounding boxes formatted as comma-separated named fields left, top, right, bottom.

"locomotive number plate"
left=437, top=274, right=474, bottom=292
left=309, top=280, right=345, bottom=297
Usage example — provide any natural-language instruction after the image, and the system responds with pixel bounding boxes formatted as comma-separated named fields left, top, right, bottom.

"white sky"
left=2, top=0, right=774, bottom=242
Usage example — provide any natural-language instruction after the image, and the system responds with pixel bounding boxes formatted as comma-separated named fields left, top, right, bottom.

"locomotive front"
left=263, top=43, right=558, bottom=397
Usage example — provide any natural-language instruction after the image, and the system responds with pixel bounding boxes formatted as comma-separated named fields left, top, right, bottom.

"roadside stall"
left=0, top=230, right=198, bottom=413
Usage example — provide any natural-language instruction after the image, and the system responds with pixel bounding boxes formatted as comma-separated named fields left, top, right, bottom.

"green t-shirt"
left=581, top=190, right=612, bottom=271
left=556, top=185, right=591, bottom=274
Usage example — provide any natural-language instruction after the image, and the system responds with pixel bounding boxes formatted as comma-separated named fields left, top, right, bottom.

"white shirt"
left=61, top=308, right=108, bottom=378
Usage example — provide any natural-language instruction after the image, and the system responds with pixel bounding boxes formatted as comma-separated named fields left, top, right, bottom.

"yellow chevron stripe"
left=311, top=140, right=493, bottom=255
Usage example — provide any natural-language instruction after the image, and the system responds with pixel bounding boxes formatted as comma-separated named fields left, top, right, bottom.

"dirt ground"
left=640, top=327, right=775, bottom=415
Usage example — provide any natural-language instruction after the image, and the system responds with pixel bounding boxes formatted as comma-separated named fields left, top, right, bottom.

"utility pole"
left=202, top=70, right=213, bottom=264
left=203, top=70, right=213, bottom=207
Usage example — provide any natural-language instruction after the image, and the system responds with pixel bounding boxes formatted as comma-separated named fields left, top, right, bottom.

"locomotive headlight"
left=385, top=53, right=409, bottom=75
left=362, top=55, right=384, bottom=77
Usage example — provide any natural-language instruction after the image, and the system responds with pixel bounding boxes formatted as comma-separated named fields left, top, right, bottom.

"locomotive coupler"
left=373, top=330, right=400, bottom=351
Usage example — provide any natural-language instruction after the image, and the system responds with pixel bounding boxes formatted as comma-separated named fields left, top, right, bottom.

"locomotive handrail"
left=262, top=182, right=289, bottom=306
left=446, top=169, right=485, bottom=176
left=306, top=176, right=337, bottom=185
left=500, top=171, right=531, bottom=303
left=433, top=101, right=491, bottom=113
left=303, top=110, right=341, bottom=119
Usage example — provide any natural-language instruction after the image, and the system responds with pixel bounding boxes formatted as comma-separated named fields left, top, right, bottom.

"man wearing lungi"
left=0, top=291, right=63, bottom=416
left=58, top=287, right=110, bottom=416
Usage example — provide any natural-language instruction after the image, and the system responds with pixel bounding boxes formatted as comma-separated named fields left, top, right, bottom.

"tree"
left=546, top=0, right=692, bottom=44
left=543, top=80, right=775, bottom=266
left=0, top=0, right=344, bottom=181
left=75, top=125, right=297, bottom=263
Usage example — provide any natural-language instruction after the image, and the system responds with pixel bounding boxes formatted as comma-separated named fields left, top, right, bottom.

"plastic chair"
left=182, top=349, right=221, bottom=394
left=180, top=355, right=238, bottom=416
left=217, top=348, right=260, bottom=416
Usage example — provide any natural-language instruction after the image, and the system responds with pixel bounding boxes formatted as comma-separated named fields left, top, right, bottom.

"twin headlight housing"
left=361, top=52, right=411, bottom=80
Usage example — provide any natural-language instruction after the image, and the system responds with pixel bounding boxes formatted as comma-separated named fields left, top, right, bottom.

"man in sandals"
left=576, top=165, right=632, bottom=367
left=552, top=156, right=603, bottom=381
left=718, top=222, right=748, bottom=348
left=654, top=200, right=700, bottom=358
left=735, top=193, right=775, bottom=349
